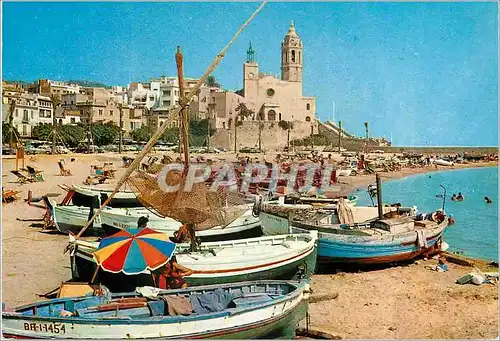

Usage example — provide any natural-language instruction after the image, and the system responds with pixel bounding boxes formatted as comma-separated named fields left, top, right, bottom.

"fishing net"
left=127, top=167, right=247, bottom=230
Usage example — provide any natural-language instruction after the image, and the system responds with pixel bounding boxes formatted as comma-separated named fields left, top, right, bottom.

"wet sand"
left=1, top=152, right=498, bottom=338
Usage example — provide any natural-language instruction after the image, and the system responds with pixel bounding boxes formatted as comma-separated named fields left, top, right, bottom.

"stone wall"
left=210, top=120, right=318, bottom=151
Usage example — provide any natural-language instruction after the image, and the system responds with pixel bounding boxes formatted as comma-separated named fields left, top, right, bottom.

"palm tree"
left=278, top=120, right=294, bottom=150
left=234, top=103, right=255, bottom=151
left=205, top=75, right=220, bottom=88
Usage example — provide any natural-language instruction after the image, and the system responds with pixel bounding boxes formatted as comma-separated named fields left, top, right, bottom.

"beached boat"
left=336, top=169, right=352, bottom=177
left=2, top=280, right=310, bottom=339
left=259, top=206, right=448, bottom=265
left=71, top=185, right=141, bottom=208
left=100, top=205, right=262, bottom=242
left=51, top=201, right=263, bottom=241
left=433, top=159, right=454, bottom=167
left=69, top=232, right=318, bottom=292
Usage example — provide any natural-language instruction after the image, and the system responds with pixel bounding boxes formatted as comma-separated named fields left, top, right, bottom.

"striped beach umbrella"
left=93, top=228, right=176, bottom=276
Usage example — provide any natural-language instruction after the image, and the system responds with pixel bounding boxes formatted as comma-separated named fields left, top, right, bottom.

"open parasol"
left=92, top=228, right=176, bottom=276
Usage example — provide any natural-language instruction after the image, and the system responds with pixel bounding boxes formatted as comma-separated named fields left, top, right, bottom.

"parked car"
left=56, top=146, right=70, bottom=154
left=239, top=147, right=262, bottom=153
left=2, top=147, right=16, bottom=155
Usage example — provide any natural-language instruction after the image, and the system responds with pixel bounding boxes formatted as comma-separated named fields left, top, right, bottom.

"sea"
left=352, top=166, right=498, bottom=262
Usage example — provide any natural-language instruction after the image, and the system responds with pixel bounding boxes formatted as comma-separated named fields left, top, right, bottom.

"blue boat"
left=259, top=206, right=448, bottom=265
left=2, top=280, right=309, bottom=339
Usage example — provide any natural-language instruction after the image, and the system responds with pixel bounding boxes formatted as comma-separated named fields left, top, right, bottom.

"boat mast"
left=72, top=1, right=268, bottom=240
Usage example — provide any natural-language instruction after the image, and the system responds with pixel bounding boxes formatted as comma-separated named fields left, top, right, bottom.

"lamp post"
left=118, top=103, right=123, bottom=154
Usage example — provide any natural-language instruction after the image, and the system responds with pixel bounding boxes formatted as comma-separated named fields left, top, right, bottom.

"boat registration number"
left=24, top=322, right=66, bottom=334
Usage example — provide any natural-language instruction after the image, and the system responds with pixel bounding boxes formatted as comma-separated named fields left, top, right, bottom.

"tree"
left=2, top=122, right=20, bottom=144
left=32, top=123, right=52, bottom=141
left=279, top=120, right=294, bottom=149
left=163, top=128, right=179, bottom=144
left=91, top=122, right=119, bottom=146
left=205, top=75, right=220, bottom=88
left=132, top=125, right=154, bottom=142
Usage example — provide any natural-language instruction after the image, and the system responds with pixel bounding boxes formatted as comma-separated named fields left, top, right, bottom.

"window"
left=306, top=103, right=310, bottom=110
left=23, top=110, right=28, bottom=121
left=298, top=51, right=301, bottom=63
left=166, top=100, right=171, bottom=106
left=149, top=96, right=154, bottom=101
left=266, top=88, right=275, bottom=97
left=279, top=113, right=282, bottom=121
left=110, top=110, right=113, bottom=116
left=305, top=116, right=311, bottom=122
left=70, top=117, right=76, bottom=124
left=39, top=110, right=44, bottom=118
left=59, top=119, right=63, bottom=124
left=268, top=110, right=276, bottom=121
left=46, top=111, right=51, bottom=118
left=130, top=122, right=134, bottom=130
left=15, top=109, right=18, bottom=117
left=31, top=111, right=34, bottom=119
left=23, top=124, right=27, bottom=136
left=99, top=109, right=103, bottom=116
left=291, top=50, right=296, bottom=62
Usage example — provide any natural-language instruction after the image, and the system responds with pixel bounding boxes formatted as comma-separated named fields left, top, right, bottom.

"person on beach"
left=152, top=256, right=193, bottom=290
left=137, top=216, right=149, bottom=229
left=172, top=222, right=196, bottom=245
left=457, top=192, right=464, bottom=201
left=451, top=194, right=457, bottom=201
left=485, top=197, right=492, bottom=204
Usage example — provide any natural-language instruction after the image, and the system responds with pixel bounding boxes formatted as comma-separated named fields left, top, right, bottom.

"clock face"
left=290, top=38, right=297, bottom=46
left=248, top=72, right=255, bottom=79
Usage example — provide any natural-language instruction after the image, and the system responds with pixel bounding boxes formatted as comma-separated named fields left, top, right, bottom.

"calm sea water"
left=352, top=167, right=498, bottom=261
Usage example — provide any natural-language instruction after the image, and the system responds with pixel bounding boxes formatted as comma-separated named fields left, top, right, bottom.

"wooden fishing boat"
left=69, top=232, right=318, bottom=292
left=71, top=185, right=141, bottom=208
left=51, top=202, right=263, bottom=241
left=259, top=206, right=448, bottom=265
left=2, top=280, right=310, bottom=339
left=100, top=205, right=263, bottom=242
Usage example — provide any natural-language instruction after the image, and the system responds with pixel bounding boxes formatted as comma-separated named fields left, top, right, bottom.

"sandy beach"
left=1, top=152, right=498, bottom=339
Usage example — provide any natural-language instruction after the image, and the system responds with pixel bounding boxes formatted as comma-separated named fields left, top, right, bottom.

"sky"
left=2, top=1, right=498, bottom=146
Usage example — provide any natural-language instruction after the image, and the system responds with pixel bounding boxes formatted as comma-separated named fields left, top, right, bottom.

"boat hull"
left=72, top=185, right=141, bottom=208
left=2, top=281, right=309, bottom=339
left=260, top=212, right=447, bottom=265
left=100, top=208, right=263, bottom=241
left=70, top=233, right=318, bottom=292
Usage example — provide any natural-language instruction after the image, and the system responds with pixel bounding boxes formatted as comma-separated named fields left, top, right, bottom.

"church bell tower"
left=281, top=20, right=303, bottom=83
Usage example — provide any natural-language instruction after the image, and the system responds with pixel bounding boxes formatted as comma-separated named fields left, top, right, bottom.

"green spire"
left=246, top=42, right=255, bottom=63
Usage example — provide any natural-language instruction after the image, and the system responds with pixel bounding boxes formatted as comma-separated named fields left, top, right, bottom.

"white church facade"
left=242, top=21, right=316, bottom=123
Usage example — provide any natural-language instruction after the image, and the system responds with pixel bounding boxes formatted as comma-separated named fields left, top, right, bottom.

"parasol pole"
left=72, top=1, right=267, bottom=240
left=90, top=265, right=100, bottom=284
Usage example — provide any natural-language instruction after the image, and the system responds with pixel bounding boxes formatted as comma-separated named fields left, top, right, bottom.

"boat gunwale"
left=3, top=281, right=305, bottom=325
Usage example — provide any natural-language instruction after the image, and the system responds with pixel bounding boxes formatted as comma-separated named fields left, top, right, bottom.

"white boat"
left=71, top=185, right=141, bottom=208
left=336, top=169, right=352, bottom=177
left=69, top=232, right=318, bottom=291
left=2, top=280, right=310, bottom=339
left=99, top=205, right=263, bottom=242
left=433, top=159, right=454, bottom=166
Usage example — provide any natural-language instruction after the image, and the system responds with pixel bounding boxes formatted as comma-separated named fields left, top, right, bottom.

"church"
left=207, top=21, right=318, bottom=150
left=242, top=20, right=316, bottom=123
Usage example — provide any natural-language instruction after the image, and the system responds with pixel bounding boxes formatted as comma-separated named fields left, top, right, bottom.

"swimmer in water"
left=456, top=192, right=464, bottom=201
left=451, top=194, right=457, bottom=201
left=485, top=197, right=492, bottom=204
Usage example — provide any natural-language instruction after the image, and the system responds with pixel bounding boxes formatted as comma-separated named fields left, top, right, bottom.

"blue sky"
left=3, top=2, right=498, bottom=146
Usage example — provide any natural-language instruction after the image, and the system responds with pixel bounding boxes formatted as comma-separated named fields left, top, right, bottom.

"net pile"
left=127, top=168, right=247, bottom=230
